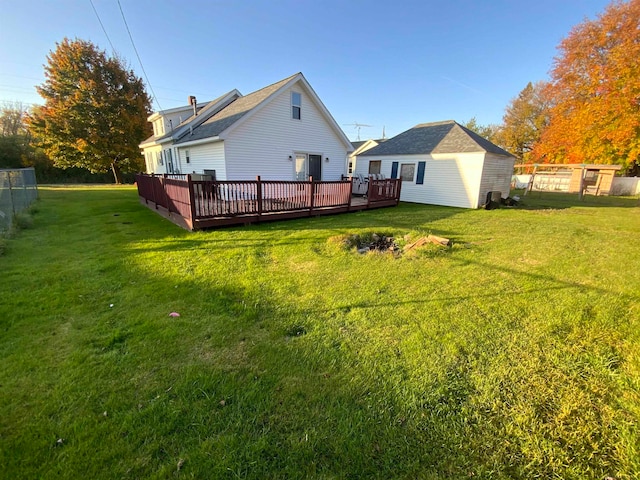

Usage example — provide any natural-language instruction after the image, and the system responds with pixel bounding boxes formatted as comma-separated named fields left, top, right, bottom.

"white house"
left=354, top=120, right=516, bottom=208
left=139, top=73, right=353, bottom=182
left=347, top=138, right=385, bottom=175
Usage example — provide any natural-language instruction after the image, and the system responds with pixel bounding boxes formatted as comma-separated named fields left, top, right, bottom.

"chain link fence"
left=0, top=168, right=38, bottom=234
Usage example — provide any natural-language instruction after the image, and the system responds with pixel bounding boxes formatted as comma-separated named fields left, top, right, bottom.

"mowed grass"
left=1, top=186, right=639, bottom=479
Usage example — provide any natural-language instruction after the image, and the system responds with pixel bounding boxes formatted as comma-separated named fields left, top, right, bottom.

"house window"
left=400, top=163, right=415, bottom=182
left=294, top=153, right=307, bottom=180
left=185, top=149, right=190, bottom=164
left=165, top=149, right=174, bottom=173
left=292, top=92, right=301, bottom=120
left=416, top=161, right=426, bottom=184
left=154, top=119, right=164, bottom=136
left=156, top=151, right=163, bottom=165
left=369, top=161, right=381, bottom=175
left=348, top=160, right=353, bottom=174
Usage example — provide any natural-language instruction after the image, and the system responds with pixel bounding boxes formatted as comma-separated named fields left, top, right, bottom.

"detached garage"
left=354, top=120, right=516, bottom=208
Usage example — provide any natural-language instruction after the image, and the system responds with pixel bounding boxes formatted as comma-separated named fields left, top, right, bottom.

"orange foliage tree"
left=27, top=39, right=151, bottom=183
left=533, top=0, right=640, bottom=168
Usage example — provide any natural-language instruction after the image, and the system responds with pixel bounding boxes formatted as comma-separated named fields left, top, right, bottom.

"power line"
left=117, top=0, right=162, bottom=112
left=88, top=0, right=116, bottom=54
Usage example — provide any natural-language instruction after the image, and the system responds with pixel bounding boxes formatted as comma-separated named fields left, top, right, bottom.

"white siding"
left=177, top=142, right=226, bottom=179
left=223, top=85, right=348, bottom=181
left=142, top=145, right=164, bottom=174
left=478, top=154, right=515, bottom=205
left=355, top=153, right=485, bottom=208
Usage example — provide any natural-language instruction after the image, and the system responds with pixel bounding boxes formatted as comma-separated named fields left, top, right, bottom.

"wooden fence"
left=135, top=174, right=401, bottom=230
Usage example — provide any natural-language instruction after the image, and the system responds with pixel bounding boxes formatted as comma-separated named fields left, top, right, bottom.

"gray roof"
left=140, top=90, right=240, bottom=146
left=351, top=140, right=367, bottom=150
left=175, top=73, right=299, bottom=145
left=361, top=121, right=513, bottom=157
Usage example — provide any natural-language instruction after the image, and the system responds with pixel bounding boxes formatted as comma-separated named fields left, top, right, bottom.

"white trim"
left=147, top=102, right=208, bottom=122
left=173, top=136, right=222, bottom=148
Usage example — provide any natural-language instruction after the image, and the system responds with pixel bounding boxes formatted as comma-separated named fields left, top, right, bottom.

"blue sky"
left=0, top=0, right=612, bottom=141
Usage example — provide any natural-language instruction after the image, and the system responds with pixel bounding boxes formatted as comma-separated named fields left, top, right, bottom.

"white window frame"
left=291, top=92, right=301, bottom=120
left=294, top=153, right=307, bottom=181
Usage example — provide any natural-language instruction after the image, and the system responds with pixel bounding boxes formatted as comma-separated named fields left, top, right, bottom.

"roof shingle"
left=361, top=121, right=512, bottom=157
left=175, top=73, right=299, bottom=144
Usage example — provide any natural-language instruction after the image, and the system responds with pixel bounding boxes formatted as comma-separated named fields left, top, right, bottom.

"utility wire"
left=116, top=0, right=163, bottom=111
left=88, top=0, right=116, bottom=54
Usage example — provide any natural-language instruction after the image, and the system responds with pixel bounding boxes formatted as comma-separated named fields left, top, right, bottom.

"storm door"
left=308, top=154, right=322, bottom=181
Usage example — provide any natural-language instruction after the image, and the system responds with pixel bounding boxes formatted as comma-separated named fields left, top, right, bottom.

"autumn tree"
left=533, top=0, right=640, bottom=168
left=499, top=81, right=551, bottom=161
left=28, top=38, right=151, bottom=183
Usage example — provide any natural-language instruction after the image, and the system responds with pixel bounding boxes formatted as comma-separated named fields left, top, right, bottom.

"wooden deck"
left=135, top=174, right=401, bottom=231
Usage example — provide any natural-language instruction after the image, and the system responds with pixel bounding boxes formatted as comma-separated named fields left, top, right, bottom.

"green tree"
left=27, top=38, right=151, bottom=183
left=462, top=117, right=502, bottom=145
left=0, top=102, right=31, bottom=168
left=500, top=81, right=550, bottom=161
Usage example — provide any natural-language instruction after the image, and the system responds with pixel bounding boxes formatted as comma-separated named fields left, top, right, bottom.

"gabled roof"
left=171, top=73, right=352, bottom=150
left=350, top=138, right=386, bottom=157
left=360, top=121, right=513, bottom=157
left=174, top=74, right=298, bottom=144
left=139, top=90, right=240, bottom=147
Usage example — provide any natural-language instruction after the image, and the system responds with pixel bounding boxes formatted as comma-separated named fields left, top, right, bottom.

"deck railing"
left=136, top=174, right=401, bottom=230
left=368, top=178, right=402, bottom=204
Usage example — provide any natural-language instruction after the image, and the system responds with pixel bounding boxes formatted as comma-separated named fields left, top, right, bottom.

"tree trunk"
left=111, top=161, right=122, bottom=184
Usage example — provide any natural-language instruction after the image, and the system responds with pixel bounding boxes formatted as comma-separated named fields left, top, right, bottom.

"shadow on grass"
left=0, top=188, right=515, bottom=478
left=8, top=187, right=631, bottom=478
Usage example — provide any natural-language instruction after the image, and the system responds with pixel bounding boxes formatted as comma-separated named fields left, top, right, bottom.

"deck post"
left=256, top=176, right=263, bottom=219
left=396, top=178, right=402, bottom=205
left=187, top=174, right=197, bottom=228
left=163, top=174, right=171, bottom=216
left=151, top=173, right=159, bottom=209
left=309, top=176, right=315, bottom=216
left=347, top=177, right=354, bottom=211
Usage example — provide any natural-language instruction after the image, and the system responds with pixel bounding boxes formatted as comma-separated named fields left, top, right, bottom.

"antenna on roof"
left=343, top=121, right=372, bottom=141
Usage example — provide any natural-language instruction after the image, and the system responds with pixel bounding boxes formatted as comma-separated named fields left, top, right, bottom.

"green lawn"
left=1, top=186, right=639, bottom=479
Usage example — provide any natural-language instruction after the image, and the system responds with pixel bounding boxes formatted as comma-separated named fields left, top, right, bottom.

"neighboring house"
left=355, top=120, right=516, bottom=208
left=139, top=73, right=353, bottom=181
left=347, top=138, right=385, bottom=175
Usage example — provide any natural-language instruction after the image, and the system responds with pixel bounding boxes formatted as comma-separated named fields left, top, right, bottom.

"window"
left=416, top=161, right=426, bottom=184
left=294, top=153, right=307, bottom=180
left=154, top=119, right=164, bottom=136
left=348, top=160, right=353, bottom=174
left=166, top=149, right=173, bottom=173
left=400, top=163, right=415, bottom=182
left=369, top=161, right=381, bottom=175
left=185, top=149, right=190, bottom=164
left=156, top=151, right=163, bottom=165
left=292, top=92, right=301, bottom=120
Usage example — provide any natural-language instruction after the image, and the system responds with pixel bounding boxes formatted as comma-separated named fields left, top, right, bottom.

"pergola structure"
left=514, top=164, right=622, bottom=199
